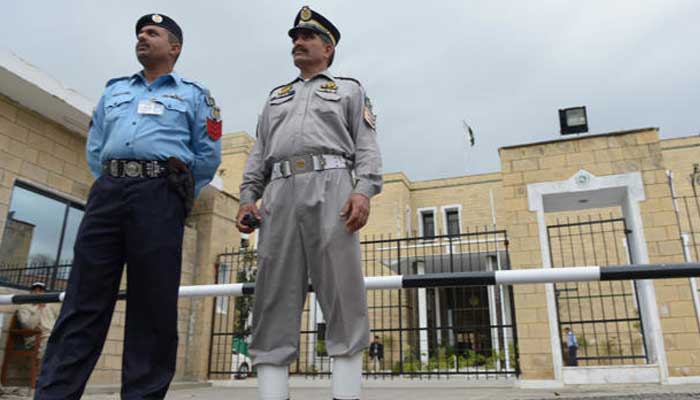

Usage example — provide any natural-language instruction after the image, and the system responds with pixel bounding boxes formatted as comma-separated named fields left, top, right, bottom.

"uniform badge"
left=300, top=6, right=312, bottom=21
left=211, top=106, right=221, bottom=121
left=277, top=85, right=294, bottom=96
left=205, top=95, right=216, bottom=106
left=363, top=95, right=376, bottom=130
left=319, top=81, right=338, bottom=93
left=151, top=14, right=163, bottom=23
left=207, top=117, right=222, bottom=141
left=163, top=93, right=185, bottom=101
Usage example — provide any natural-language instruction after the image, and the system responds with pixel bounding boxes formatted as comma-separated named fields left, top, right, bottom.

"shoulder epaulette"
left=181, top=78, right=211, bottom=96
left=269, top=79, right=298, bottom=96
left=336, top=77, right=363, bottom=87
left=105, top=76, right=129, bottom=87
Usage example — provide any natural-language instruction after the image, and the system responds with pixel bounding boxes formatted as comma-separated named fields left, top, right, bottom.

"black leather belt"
left=102, top=160, right=168, bottom=178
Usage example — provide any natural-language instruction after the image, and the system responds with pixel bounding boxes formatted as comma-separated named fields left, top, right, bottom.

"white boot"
left=257, top=365, right=289, bottom=400
left=331, top=352, right=362, bottom=399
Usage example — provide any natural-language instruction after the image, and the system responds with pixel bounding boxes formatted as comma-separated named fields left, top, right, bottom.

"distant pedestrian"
left=369, top=336, right=384, bottom=372
left=564, top=327, right=578, bottom=366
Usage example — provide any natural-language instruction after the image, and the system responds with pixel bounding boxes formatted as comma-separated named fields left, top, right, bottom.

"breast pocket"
left=154, top=96, right=189, bottom=126
left=269, top=94, right=295, bottom=106
left=268, top=94, right=295, bottom=128
left=104, top=94, right=134, bottom=122
left=313, top=91, right=345, bottom=125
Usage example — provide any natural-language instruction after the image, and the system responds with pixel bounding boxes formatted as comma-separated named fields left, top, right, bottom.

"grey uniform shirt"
left=240, top=70, right=382, bottom=204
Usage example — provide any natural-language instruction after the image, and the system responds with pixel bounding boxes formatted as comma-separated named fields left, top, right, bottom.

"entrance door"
left=547, top=215, right=648, bottom=366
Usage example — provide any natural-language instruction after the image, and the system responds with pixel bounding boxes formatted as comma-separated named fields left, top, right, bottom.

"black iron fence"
left=209, top=228, right=519, bottom=379
left=0, top=261, right=71, bottom=292
left=548, top=215, right=647, bottom=366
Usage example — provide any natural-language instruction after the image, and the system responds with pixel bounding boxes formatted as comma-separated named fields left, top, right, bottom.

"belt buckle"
left=124, top=161, right=142, bottom=177
left=290, top=156, right=305, bottom=174
left=295, top=158, right=306, bottom=171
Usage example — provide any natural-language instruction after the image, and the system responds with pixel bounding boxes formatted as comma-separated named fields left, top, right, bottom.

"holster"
left=167, top=157, right=194, bottom=217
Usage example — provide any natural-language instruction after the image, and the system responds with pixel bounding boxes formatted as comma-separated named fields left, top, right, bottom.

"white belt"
left=270, top=154, right=350, bottom=180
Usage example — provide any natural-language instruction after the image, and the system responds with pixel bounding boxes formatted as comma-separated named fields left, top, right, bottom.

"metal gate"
left=548, top=215, right=648, bottom=366
left=668, top=170, right=700, bottom=332
left=208, top=228, right=519, bottom=379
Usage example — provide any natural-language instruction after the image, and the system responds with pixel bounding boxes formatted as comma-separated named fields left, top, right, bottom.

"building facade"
left=2, top=48, right=700, bottom=388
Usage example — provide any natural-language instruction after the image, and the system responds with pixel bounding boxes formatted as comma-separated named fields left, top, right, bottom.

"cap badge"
left=300, top=6, right=312, bottom=21
left=151, top=14, right=163, bottom=23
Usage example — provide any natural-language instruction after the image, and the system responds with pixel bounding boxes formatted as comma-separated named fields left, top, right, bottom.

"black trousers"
left=568, top=346, right=578, bottom=366
left=34, top=176, right=185, bottom=400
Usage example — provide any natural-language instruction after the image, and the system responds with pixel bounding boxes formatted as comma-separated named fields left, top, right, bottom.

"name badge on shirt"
left=137, top=100, right=164, bottom=115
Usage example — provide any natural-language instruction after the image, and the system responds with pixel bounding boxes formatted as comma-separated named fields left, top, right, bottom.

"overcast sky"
left=2, top=1, right=699, bottom=181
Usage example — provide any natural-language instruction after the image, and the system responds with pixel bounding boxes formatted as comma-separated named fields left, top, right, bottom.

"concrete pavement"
left=5, top=379, right=700, bottom=399
left=97, top=379, right=700, bottom=400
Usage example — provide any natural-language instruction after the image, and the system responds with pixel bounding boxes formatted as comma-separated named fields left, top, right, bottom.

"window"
left=421, top=211, right=435, bottom=239
left=446, top=209, right=460, bottom=236
left=0, top=182, right=84, bottom=273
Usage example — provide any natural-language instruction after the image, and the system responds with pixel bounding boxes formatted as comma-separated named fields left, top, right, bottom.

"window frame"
left=417, top=207, right=438, bottom=239
left=3, top=179, right=86, bottom=267
left=441, top=204, right=463, bottom=236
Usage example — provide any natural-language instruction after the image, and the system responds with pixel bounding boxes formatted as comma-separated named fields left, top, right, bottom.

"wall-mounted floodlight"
left=559, top=106, right=588, bottom=135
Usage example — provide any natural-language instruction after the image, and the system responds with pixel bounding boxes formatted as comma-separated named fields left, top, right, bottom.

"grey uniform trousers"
left=249, top=169, right=369, bottom=366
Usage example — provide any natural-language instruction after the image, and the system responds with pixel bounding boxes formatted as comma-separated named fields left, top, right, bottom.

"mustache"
left=291, top=45, right=308, bottom=55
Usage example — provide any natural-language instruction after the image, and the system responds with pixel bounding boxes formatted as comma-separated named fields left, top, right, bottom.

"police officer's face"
left=136, top=25, right=180, bottom=66
left=291, top=30, right=333, bottom=69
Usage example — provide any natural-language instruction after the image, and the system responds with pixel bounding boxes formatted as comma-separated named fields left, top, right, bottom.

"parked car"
left=232, top=336, right=252, bottom=378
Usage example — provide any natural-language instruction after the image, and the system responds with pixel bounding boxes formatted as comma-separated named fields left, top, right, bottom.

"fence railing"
left=0, top=262, right=71, bottom=292
left=209, top=228, right=519, bottom=379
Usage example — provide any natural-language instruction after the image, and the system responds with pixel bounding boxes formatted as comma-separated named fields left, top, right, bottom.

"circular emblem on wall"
left=152, top=14, right=163, bottom=23
left=300, top=6, right=312, bottom=21
left=575, top=173, right=590, bottom=187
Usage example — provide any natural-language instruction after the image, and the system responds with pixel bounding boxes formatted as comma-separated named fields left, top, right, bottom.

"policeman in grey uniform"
left=237, top=6, right=382, bottom=400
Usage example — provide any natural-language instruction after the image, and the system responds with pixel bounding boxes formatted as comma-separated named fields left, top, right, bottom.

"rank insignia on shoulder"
left=277, top=85, right=294, bottom=97
left=319, top=81, right=338, bottom=93
left=363, top=95, right=376, bottom=130
left=205, top=95, right=216, bottom=107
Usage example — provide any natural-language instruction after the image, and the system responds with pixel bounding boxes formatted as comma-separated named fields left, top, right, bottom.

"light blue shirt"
left=87, top=71, right=222, bottom=195
left=567, top=331, right=578, bottom=348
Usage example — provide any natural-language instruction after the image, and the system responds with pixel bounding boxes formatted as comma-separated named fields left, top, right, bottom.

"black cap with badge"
left=288, top=6, right=340, bottom=47
left=136, top=13, right=183, bottom=44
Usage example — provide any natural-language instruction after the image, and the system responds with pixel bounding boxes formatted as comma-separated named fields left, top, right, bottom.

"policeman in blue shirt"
left=34, top=13, right=221, bottom=399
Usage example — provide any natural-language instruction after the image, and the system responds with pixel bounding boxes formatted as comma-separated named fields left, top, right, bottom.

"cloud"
left=2, top=0, right=698, bottom=181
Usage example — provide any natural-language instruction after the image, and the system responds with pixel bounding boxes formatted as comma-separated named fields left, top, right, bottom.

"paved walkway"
left=4, top=380, right=700, bottom=399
